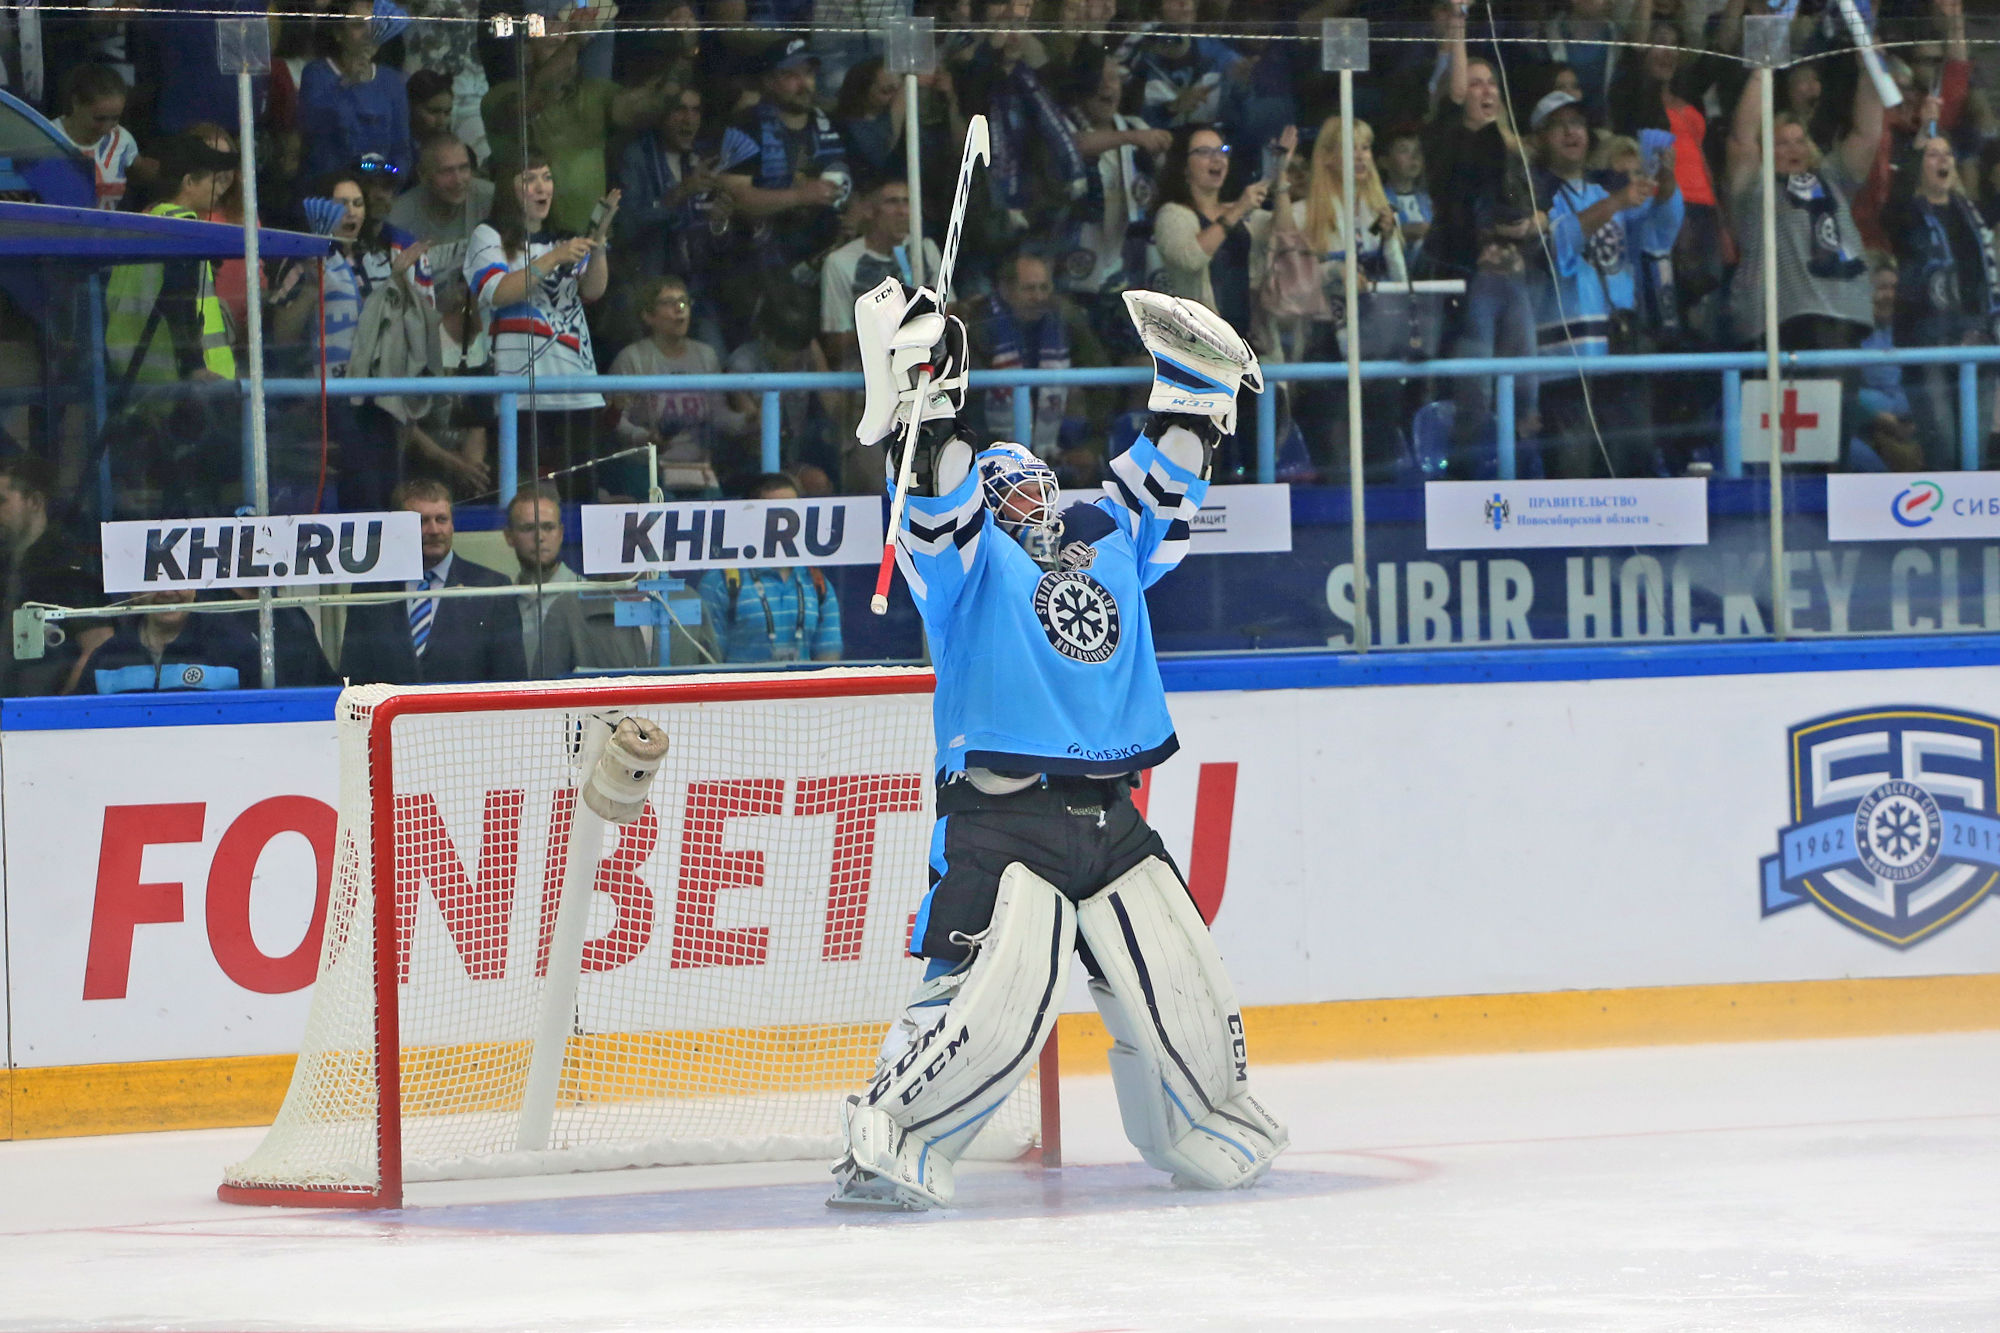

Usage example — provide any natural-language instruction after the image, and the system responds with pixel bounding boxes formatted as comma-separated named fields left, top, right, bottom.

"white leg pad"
left=1077, top=856, right=1288, bottom=1190
left=830, top=863, right=1075, bottom=1209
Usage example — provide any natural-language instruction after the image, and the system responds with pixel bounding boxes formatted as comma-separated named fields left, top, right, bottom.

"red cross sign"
left=1743, top=379, right=1842, bottom=464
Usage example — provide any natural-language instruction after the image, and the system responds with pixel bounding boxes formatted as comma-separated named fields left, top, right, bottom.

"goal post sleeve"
left=517, top=714, right=615, bottom=1155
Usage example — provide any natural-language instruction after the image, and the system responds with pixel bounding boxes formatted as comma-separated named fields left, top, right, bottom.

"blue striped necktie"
left=410, top=570, right=439, bottom=655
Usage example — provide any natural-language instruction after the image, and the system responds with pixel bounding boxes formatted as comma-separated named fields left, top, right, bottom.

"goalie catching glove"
left=1124, top=289, right=1262, bottom=437
left=856, top=277, right=970, bottom=450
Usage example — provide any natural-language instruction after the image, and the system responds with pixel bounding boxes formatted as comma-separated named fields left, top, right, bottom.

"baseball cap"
left=155, top=132, right=238, bottom=184
left=1530, top=90, right=1588, bottom=131
left=767, top=36, right=818, bottom=73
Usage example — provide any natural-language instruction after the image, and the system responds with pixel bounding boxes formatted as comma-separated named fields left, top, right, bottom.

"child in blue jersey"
left=827, top=280, right=1287, bottom=1210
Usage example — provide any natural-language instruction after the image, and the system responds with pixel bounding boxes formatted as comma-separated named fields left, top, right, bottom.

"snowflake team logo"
left=1761, top=707, right=2000, bottom=948
left=1853, top=780, right=1942, bottom=882
left=1584, top=217, right=1626, bottom=275
left=1032, top=570, right=1121, bottom=665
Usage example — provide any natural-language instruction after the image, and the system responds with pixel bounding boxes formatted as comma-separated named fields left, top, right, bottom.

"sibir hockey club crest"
left=1760, top=706, right=2000, bottom=948
left=1032, top=569, right=1120, bottom=664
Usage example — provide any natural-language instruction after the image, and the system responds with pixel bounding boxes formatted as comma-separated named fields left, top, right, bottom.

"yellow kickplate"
left=10, top=1054, right=299, bottom=1140
left=1055, top=972, right=2000, bottom=1075
left=7, top=974, right=1995, bottom=1140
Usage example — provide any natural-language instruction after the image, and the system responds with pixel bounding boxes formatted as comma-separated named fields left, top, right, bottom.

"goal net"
left=220, top=668, right=1052, bottom=1208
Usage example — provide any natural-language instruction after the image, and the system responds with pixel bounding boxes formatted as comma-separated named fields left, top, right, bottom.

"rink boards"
left=3, top=641, right=1999, bottom=1139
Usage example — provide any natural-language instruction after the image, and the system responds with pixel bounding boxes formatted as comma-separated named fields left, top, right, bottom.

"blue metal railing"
left=194, top=341, right=2000, bottom=500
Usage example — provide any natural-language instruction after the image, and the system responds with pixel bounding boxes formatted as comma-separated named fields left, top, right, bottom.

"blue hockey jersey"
left=895, top=433, right=1205, bottom=779
left=1534, top=171, right=1684, bottom=357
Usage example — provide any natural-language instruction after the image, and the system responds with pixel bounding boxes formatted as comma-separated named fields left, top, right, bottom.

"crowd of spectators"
left=3, top=0, right=2000, bottom=687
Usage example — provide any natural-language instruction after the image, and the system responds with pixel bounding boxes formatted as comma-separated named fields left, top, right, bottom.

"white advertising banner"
left=3, top=721, right=338, bottom=1066
left=1060, top=483, right=1293, bottom=555
left=100, top=514, right=421, bottom=593
left=581, top=498, right=884, bottom=574
left=1741, top=378, right=1843, bottom=464
left=7, top=662, right=2000, bottom=1068
left=1425, top=478, right=1709, bottom=550
left=1828, top=472, right=2000, bottom=542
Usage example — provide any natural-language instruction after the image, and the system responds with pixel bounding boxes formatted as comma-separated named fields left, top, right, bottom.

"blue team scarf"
left=981, top=295, right=1070, bottom=372
left=1061, top=109, right=1156, bottom=290
left=1911, top=193, right=2000, bottom=339
left=752, top=103, right=841, bottom=190
left=1784, top=171, right=1865, bottom=280
left=979, top=292, right=1070, bottom=420
left=989, top=61, right=1088, bottom=211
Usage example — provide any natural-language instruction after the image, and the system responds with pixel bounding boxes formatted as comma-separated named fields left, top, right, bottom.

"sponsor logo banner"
left=1760, top=707, right=2000, bottom=948
left=1827, top=472, right=2000, bottom=543
left=1185, top=483, right=1292, bottom=554
left=581, top=499, right=883, bottom=574
left=1424, top=478, right=1709, bottom=550
left=1058, top=483, right=1293, bottom=555
left=101, top=514, right=421, bottom=592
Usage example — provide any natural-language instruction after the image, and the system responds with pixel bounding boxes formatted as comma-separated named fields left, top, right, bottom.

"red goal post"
left=220, top=668, right=1060, bottom=1209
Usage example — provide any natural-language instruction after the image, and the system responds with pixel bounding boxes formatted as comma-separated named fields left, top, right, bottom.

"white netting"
left=223, top=669, right=1040, bottom=1199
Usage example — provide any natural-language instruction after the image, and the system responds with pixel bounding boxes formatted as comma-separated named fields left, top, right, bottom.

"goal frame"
left=217, top=669, right=1062, bottom=1210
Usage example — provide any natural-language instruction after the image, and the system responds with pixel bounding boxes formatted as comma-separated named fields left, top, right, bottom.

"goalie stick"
left=871, top=114, right=990, bottom=616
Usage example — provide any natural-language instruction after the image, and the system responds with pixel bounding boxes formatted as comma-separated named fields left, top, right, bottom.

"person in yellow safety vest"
left=105, top=133, right=241, bottom=389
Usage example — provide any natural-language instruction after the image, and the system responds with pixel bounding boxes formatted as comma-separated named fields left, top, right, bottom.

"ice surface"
left=2, top=1031, right=1995, bottom=1331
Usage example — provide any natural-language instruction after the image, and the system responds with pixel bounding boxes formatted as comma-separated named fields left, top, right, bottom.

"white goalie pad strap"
left=855, top=277, right=970, bottom=448
left=852, top=863, right=1075, bottom=1198
left=835, top=1097, right=950, bottom=1210
left=1122, top=289, right=1263, bottom=436
left=1078, top=856, right=1287, bottom=1190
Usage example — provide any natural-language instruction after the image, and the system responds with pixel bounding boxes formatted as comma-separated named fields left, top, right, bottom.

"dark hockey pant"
left=914, top=774, right=1188, bottom=972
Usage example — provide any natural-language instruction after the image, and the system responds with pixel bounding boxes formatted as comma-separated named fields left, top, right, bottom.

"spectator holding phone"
left=1252, top=119, right=1409, bottom=479
left=1608, top=0, right=1735, bottom=342
left=1152, top=124, right=1269, bottom=340
left=618, top=81, right=734, bottom=345
left=466, top=156, right=618, bottom=495
left=1530, top=92, right=1682, bottom=478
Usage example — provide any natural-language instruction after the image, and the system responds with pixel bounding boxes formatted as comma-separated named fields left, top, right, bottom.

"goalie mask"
left=977, top=443, right=1063, bottom=569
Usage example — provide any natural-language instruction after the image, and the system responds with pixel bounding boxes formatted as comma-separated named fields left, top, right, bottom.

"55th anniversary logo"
left=1761, top=706, right=2000, bottom=947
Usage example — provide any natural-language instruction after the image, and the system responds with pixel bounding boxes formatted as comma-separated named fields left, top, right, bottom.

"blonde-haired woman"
left=1253, top=116, right=1410, bottom=479
left=1887, top=134, right=1998, bottom=467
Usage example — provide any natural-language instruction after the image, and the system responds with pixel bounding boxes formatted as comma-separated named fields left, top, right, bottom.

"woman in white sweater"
left=1150, top=123, right=1269, bottom=336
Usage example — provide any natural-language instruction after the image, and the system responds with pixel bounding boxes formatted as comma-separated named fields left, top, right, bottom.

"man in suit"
left=339, top=478, right=526, bottom=685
